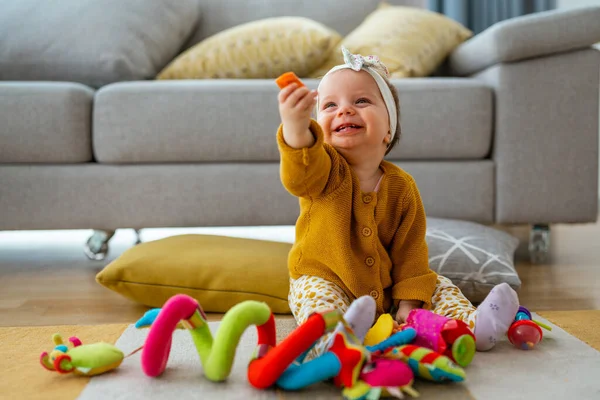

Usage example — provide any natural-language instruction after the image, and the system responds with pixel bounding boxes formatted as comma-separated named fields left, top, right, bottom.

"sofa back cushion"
left=0, top=0, right=202, bottom=88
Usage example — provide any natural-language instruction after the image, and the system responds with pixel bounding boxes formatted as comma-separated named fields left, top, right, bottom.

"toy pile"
left=39, top=293, right=552, bottom=399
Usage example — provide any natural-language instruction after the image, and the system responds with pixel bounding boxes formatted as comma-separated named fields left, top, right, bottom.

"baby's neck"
left=352, top=163, right=384, bottom=192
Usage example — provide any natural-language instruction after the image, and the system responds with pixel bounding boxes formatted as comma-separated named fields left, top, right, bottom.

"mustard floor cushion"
left=96, top=234, right=293, bottom=314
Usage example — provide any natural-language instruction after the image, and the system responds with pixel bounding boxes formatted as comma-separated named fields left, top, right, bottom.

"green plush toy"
left=40, top=333, right=125, bottom=376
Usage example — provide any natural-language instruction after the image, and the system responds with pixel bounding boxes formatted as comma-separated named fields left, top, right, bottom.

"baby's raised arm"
left=277, top=72, right=318, bottom=149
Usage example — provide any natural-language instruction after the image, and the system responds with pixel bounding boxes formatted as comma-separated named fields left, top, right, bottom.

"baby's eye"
left=323, top=102, right=335, bottom=109
left=356, top=98, right=370, bottom=104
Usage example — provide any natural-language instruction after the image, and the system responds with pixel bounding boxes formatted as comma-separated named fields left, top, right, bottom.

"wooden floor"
left=0, top=218, right=599, bottom=327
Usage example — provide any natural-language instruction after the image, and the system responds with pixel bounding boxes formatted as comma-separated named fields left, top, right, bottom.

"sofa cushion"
left=157, top=17, right=341, bottom=80
left=0, top=0, right=201, bottom=88
left=93, top=79, right=492, bottom=163
left=0, top=83, right=94, bottom=163
left=0, top=161, right=493, bottom=231
left=311, top=4, right=473, bottom=78
left=426, top=217, right=521, bottom=303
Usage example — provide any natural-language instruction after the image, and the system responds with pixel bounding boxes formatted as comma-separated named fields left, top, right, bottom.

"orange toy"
left=275, top=72, right=305, bottom=89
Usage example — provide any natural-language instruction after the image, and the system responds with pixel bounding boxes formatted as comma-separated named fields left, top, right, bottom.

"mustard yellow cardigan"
left=277, top=120, right=437, bottom=315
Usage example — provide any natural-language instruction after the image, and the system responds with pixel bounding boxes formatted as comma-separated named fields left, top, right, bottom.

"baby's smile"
left=333, top=123, right=364, bottom=134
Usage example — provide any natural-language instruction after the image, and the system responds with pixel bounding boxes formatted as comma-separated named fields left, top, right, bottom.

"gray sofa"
left=0, top=0, right=599, bottom=262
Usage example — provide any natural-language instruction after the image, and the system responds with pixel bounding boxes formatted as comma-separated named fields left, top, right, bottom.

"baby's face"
left=317, top=69, right=390, bottom=156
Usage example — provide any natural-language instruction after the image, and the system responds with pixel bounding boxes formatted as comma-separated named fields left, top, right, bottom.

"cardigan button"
left=370, top=290, right=379, bottom=299
left=362, top=227, right=372, bottom=237
left=365, top=256, right=375, bottom=267
left=363, top=195, right=372, bottom=204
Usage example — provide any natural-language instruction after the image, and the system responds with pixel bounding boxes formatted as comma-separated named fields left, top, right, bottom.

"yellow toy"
left=364, top=314, right=398, bottom=347
left=40, top=333, right=125, bottom=376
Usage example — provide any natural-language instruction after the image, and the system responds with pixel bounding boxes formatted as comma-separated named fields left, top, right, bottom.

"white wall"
left=557, top=0, right=600, bottom=200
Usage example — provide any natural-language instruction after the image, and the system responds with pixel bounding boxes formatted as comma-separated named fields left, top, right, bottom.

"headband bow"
left=340, top=46, right=390, bottom=79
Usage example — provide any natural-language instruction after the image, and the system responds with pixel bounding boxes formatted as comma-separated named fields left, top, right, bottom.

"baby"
left=276, top=46, right=519, bottom=356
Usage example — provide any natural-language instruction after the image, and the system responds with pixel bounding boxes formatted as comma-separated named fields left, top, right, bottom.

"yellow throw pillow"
left=310, top=3, right=472, bottom=78
left=96, top=234, right=293, bottom=314
left=157, top=17, right=342, bottom=79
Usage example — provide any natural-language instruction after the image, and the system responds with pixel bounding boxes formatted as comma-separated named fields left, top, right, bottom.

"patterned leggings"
left=288, top=274, right=476, bottom=358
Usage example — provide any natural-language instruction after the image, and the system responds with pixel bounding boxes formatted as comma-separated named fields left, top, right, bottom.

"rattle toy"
left=275, top=71, right=305, bottom=89
left=402, top=309, right=476, bottom=367
left=40, top=333, right=124, bottom=376
left=138, top=294, right=273, bottom=381
left=507, top=306, right=552, bottom=350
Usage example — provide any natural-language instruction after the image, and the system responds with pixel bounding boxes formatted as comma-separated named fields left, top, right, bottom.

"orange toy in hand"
left=275, top=72, right=305, bottom=89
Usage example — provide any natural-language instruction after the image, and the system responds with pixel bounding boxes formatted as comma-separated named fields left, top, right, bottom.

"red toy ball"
left=507, top=320, right=543, bottom=350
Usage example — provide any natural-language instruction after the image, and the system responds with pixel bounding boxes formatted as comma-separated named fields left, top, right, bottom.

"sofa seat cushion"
left=0, top=0, right=201, bottom=88
left=0, top=83, right=94, bottom=163
left=93, top=79, right=492, bottom=163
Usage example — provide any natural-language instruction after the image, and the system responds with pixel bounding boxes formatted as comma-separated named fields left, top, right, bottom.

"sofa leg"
left=528, top=224, right=550, bottom=264
left=134, top=229, right=142, bottom=245
left=84, top=230, right=115, bottom=261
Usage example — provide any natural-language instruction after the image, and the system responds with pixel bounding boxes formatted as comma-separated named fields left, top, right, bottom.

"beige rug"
left=3, top=311, right=600, bottom=400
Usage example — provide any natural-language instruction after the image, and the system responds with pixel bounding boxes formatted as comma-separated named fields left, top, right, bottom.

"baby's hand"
left=395, top=300, right=423, bottom=324
left=277, top=83, right=318, bottom=149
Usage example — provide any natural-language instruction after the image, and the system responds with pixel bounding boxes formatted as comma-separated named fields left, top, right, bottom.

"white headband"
left=316, top=46, right=397, bottom=143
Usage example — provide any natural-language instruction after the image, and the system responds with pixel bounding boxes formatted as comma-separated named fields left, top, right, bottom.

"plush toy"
left=401, top=309, right=476, bottom=367
left=363, top=313, right=396, bottom=347
left=507, top=306, right=552, bottom=350
left=40, top=333, right=124, bottom=376
left=266, top=296, right=376, bottom=391
left=137, top=293, right=273, bottom=381
left=275, top=326, right=419, bottom=399
left=343, top=357, right=419, bottom=399
left=138, top=294, right=359, bottom=390
left=366, top=325, right=466, bottom=383
left=387, top=345, right=466, bottom=382
left=366, top=327, right=417, bottom=354
left=248, top=308, right=348, bottom=389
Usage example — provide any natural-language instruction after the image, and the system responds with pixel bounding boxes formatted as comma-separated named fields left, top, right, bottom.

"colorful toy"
left=40, top=333, right=124, bottom=376
left=263, top=313, right=421, bottom=398
left=402, top=309, right=476, bottom=367
left=507, top=306, right=552, bottom=350
left=366, top=326, right=466, bottom=383
left=138, top=294, right=273, bottom=381
left=248, top=308, right=351, bottom=389
left=343, top=357, right=418, bottom=400
left=275, top=71, right=305, bottom=89
left=363, top=313, right=396, bottom=347
left=388, top=345, right=466, bottom=382
left=366, top=327, right=416, bottom=354
left=266, top=297, right=377, bottom=391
